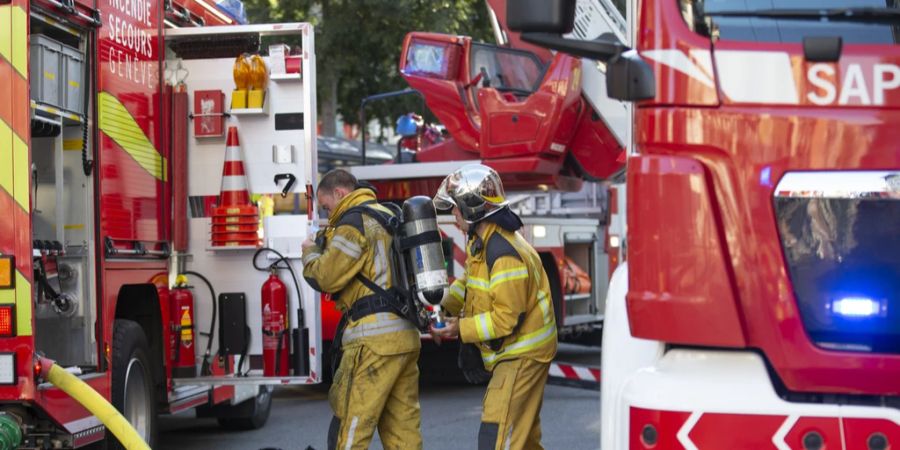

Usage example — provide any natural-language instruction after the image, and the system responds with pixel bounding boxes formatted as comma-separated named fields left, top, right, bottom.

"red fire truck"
left=501, top=0, right=900, bottom=448
left=0, top=0, right=321, bottom=445
left=333, top=1, right=634, bottom=352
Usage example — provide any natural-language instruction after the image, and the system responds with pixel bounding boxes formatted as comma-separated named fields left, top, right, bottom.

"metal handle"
left=274, top=174, right=297, bottom=198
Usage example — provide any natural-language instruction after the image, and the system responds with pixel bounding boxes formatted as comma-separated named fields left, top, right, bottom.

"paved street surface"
left=159, top=343, right=601, bottom=450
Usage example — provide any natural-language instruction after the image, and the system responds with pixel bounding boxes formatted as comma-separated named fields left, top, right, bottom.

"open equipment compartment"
left=165, top=23, right=322, bottom=386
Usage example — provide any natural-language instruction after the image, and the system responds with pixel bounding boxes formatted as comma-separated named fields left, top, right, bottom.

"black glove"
left=314, top=229, right=327, bottom=248
left=458, top=343, right=491, bottom=384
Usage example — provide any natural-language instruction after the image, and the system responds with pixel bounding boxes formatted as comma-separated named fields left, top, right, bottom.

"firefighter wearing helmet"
left=301, top=169, right=422, bottom=450
left=431, top=164, right=558, bottom=450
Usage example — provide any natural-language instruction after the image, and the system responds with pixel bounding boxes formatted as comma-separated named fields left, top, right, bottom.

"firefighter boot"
left=478, top=358, right=551, bottom=450
left=327, top=346, right=422, bottom=450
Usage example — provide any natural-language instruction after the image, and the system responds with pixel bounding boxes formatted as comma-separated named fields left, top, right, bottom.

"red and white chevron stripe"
left=548, top=362, right=601, bottom=390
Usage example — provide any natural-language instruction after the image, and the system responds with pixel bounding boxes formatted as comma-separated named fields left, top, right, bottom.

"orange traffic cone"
left=211, top=126, right=260, bottom=247
left=218, top=127, right=251, bottom=208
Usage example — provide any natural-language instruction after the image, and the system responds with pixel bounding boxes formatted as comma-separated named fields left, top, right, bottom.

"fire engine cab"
left=501, top=0, right=900, bottom=448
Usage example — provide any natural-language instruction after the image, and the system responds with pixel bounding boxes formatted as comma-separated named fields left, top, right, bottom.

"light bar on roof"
left=194, top=0, right=233, bottom=24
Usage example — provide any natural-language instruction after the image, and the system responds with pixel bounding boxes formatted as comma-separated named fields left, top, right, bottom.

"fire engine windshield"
left=469, top=44, right=545, bottom=94
left=682, top=0, right=900, bottom=44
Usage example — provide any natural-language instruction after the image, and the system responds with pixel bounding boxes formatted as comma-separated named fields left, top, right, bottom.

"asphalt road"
left=158, top=343, right=601, bottom=450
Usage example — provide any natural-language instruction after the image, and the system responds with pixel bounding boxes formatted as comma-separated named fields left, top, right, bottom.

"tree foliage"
left=243, top=0, right=493, bottom=135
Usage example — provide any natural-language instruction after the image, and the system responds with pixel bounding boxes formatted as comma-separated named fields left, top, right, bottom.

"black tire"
left=108, top=319, right=157, bottom=449
left=215, top=386, right=273, bottom=430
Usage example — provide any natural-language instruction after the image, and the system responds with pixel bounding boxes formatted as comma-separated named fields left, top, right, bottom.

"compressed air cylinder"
left=402, top=196, right=449, bottom=306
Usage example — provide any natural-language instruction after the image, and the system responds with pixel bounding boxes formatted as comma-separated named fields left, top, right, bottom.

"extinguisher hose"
left=183, top=271, right=217, bottom=376
left=252, top=248, right=304, bottom=323
left=253, top=248, right=305, bottom=375
left=274, top=329, right=287, bottom=375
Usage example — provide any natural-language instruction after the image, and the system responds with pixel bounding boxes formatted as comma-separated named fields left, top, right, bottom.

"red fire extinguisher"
left=171, top=275, right=196, bottom=378
left=261, top=270, right=289, bottom=376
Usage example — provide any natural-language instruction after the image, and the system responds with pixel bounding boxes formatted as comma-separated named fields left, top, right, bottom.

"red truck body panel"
left=629, top=0, right=900, bottom=396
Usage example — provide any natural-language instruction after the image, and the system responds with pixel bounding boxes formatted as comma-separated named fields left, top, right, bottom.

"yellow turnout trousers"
left=479, top=358, right=551, bottom=450
left=327, top=345, right=422, bottom=450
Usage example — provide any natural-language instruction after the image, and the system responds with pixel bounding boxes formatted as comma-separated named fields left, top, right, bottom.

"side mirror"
left=401, top=35, right=463, bottom=81
left=606, top=50, right=656, bottom=101
left=521, top=33, right=626, bottom=62
left=508, top=0, right=624, bottom=63
left=506, top=0, right=576, bottom=34
left=507, top=2, right=657, bottom=101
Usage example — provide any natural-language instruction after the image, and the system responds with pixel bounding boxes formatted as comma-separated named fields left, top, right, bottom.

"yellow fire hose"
left=39, top=357, right=151, bottom=450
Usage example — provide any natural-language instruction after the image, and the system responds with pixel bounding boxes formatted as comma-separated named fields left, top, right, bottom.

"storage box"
left=285, top=55, right=301, bottom=74
left=61, top=44, right=84, bottom=113
left=231, top=90, right=247, bottom=109
left=193, top=90, right=225, bottom=137
left=29, top=35, right=63, bottom=108
left=247, top=89, right=265, bottom=108
left=268, top=44, right=289, bottom=74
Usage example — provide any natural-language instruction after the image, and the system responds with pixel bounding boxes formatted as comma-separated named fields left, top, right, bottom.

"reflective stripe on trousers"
left=341, top=313, right=415, bottom=346
left=481, top=321, right=557, bottom=368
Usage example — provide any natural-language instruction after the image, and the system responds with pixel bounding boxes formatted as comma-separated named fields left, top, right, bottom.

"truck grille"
left=774, top=172, right=900, bottom=354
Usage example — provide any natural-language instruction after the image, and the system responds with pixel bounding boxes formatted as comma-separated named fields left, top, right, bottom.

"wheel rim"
left=123, top=357, right=151, bottom=441
left=257, top=387, right=271, bottom=407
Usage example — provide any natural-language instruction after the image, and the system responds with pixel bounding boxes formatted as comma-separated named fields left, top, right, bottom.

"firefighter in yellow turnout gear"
left=432, top=164, right=558, bottom=450
left=302, top=169, right=422, bottom=450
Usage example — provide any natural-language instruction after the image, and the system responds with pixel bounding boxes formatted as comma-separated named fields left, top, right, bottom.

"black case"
left=218, top=292, right=248, bottom=356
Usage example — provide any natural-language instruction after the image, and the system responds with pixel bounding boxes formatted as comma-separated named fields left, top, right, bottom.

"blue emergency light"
left=831, top=297, right=883, bottom=318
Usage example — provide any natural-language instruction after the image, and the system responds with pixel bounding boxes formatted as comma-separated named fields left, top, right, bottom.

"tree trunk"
left=320, top=74, right=338, bottom=137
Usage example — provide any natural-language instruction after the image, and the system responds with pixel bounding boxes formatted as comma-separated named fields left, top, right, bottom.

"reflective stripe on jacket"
left=302, top=188, right=420, bottom=355
left=444, top=222, right=557, bottom=370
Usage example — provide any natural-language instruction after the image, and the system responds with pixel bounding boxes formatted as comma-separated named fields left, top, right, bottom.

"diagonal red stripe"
left=0, top=61, right=30, bottom=142
left=0, top=190, right=31, bottom=280
left=453, top=245, right=467, bottom=268
left=0, top=191, right=14, bottom=256
left=14, top=204, right=30, bottom=281
left=558, top=363, right=579, bottom=380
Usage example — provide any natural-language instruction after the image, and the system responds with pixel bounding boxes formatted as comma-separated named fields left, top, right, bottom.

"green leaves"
left=247, top=0, right=492, bottom=134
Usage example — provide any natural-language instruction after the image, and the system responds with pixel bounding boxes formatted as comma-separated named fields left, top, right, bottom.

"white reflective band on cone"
left=220, top=175, right=248, bottom=191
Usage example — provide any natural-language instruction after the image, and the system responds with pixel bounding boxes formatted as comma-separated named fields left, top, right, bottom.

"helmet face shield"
left=433, top=164, right=508, bottom=224
left=433, top=176, right=456, bottom=211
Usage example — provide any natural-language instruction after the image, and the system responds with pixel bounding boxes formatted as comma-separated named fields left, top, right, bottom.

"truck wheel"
left=108, top=319, right=157, bottom=449
left=216, top=386, right=272, bottom=430
left=216, top=386, right=273, bottom=430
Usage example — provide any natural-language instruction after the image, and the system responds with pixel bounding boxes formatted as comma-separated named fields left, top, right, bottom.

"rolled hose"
left=38, top=357, right=150, bottom=450
left=0, top=412, right=22, bottom=450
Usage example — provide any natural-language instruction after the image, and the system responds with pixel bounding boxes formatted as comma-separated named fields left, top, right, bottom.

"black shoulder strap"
left=485, top=232, right=522, bottom=272
left=344, top=204, right=399, bottom=234
left=335, top=210, right=365, bottom=234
